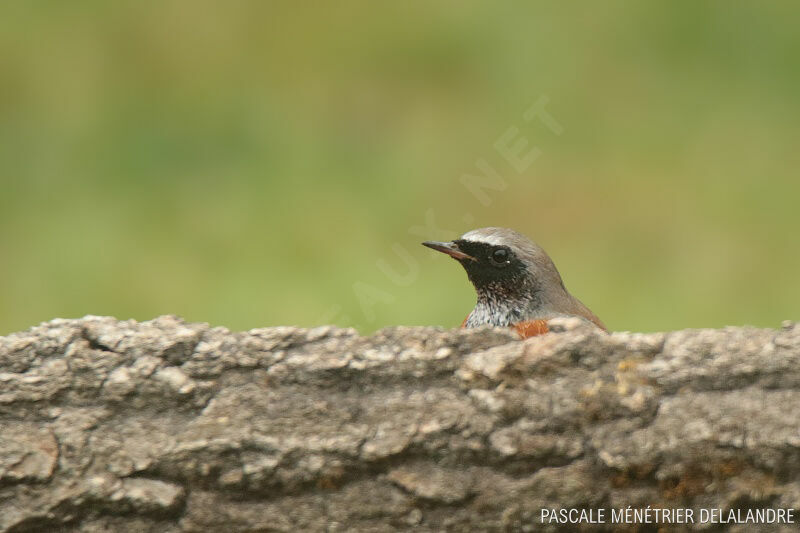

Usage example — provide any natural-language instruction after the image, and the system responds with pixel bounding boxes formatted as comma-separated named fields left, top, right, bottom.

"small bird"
left=423, top=227, right=606, bottom=338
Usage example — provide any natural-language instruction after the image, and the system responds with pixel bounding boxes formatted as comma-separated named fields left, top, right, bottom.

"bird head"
left=422, top=227, right=566, bottom=301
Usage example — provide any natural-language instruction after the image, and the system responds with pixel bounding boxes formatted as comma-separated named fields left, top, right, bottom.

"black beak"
left=422, top=241, right=476, bottom=262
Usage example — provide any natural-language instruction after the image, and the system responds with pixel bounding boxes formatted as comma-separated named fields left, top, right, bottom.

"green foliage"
left=1, top=2, right=798, bottom=334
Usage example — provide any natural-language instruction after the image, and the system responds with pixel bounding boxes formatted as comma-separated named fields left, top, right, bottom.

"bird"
left=422, top=227, right=606, bottom=338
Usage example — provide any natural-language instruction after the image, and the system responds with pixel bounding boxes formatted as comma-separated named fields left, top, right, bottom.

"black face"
left=452, top=239, right=528, bottom=290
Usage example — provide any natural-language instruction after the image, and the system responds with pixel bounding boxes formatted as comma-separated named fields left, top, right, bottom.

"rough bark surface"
left=1, top=316, right=799, bottom=532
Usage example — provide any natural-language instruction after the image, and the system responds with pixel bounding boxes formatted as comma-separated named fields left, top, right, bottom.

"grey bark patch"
left=0, top=315, right=797, bottom=532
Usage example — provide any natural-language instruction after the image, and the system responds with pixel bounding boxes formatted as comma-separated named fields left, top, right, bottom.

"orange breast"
left=511, top=319, right=550, bottom=338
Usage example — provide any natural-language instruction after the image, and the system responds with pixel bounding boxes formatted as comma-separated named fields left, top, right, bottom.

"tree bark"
left=1, top=315, right=799, bottom=532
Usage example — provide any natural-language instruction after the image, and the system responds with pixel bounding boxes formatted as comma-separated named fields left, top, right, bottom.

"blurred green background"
left=1, top=2, right=798, bottom=335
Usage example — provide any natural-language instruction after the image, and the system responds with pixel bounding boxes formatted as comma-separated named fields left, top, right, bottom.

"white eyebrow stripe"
left=460, top=231, right=506, bottom=246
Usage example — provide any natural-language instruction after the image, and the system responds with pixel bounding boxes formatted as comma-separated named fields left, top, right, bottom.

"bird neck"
left=466, top=283, right=538, bottom=327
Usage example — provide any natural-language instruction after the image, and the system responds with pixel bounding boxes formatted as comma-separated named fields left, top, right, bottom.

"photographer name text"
left=541, top=507, right=795, bottom=526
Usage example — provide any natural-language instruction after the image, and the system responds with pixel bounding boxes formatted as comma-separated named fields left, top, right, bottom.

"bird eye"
left=490, top=248, right=509, bottom=264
